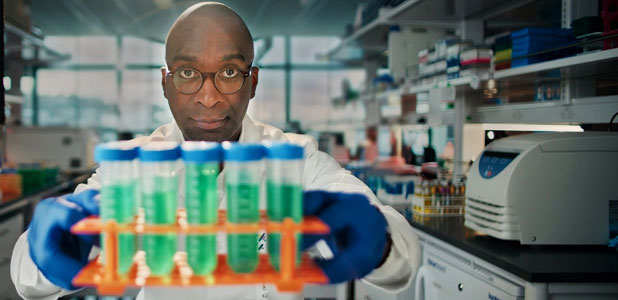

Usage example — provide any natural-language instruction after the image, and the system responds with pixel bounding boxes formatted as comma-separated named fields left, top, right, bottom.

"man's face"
left=162, top=26, right=258, bottom=142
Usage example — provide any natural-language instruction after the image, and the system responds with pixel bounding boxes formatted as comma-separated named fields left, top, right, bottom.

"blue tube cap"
left=181, top=142, right=222, bottom=163
left=95, top=142, right=138, bottom=162
left=264, top=142, right=304, bottom=160
left=222, top=142, right=266, bottom=162
left=139, top=141, right=181, bottom=162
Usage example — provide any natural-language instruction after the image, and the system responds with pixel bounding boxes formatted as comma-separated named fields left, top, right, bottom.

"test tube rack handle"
left=70, top=209, right=330, bottom=295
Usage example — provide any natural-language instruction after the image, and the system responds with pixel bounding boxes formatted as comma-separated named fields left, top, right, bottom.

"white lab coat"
left=11, top=116, right=421, bottom=300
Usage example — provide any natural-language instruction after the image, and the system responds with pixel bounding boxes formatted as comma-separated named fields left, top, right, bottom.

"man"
left=11, top=2, right=420, bottom=299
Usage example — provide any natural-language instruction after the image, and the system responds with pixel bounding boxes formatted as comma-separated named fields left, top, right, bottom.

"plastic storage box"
left=493, top=35, right=512, bottom=70
left=0, top=173, right=22, bottom=201
left=18, top=167, right=45, bottom=195
left=572, top=16, right=604, bottom=37
left=511, top=28, right=575, bottom=67
left=377, top=175, right=417, bottom=218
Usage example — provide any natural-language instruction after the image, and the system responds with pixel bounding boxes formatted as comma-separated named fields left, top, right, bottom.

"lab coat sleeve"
left=11, top=232, right=76, bottom=300
left=10, top=171, right=102, bottom=299
left=300, top=136, right=421, bottom=293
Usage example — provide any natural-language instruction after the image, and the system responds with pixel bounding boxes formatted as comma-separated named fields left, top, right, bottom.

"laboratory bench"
left=0, top=171, right=93, bottom=223
left=406, top=215, right=618, bottom=300
left=0, top=171, right=93, bottom=300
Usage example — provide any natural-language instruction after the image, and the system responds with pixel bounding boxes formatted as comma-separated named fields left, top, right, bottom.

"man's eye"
left=179, top=69, right=198, bottom=79
left=221, top=68, right=239, bottom=78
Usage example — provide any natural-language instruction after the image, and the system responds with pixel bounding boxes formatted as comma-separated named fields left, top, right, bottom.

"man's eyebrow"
left=222, top=53, right=246, bottom=62
left=171, top=54, right=199, bottom=62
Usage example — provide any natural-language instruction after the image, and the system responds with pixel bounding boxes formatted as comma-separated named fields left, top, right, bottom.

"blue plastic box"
left=511, top=28, right=575, bottom=67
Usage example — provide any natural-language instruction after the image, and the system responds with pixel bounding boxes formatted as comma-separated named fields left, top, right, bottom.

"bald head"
left=165, top=2, right=254, bottom=66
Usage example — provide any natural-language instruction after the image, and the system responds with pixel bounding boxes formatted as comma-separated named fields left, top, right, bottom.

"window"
left=291, top=36, right=339, bottom=64
left=122, top=36, right=165, bottom=66
left=247, top=70, right=285, bottom=128
left=291, top=69, right=364, bottom=126
left=257, top=36, right=285, bottom=65
left=46, top=36, right=118, bottom=64
left=36, top=70, right=117, bottom=128
left=120, top=70, right=171, bottom=131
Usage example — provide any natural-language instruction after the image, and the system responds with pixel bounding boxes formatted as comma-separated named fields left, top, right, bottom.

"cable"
left=610, top=112, right=618, bottom=132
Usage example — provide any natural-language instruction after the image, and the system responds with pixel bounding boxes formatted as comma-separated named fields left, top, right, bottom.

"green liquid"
left=185, top=163, right=218, bottom=275
left=143, top=234, right=177, bottom=275
left=143, top=177, right=178, bottom=276
left=266, top=182, right=303, bottom=271
left=100, top=183, right=137, bottom=275
left=226, top=183, right=259, bottom=273
left=227, top=233, right=258, bottom=273
left=187, top=235, right=217, bottom=275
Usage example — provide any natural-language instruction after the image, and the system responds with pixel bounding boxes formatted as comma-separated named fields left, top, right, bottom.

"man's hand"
left=27, top=189, right=100, bottom=290
left=302, top=191, right=389, bottom=284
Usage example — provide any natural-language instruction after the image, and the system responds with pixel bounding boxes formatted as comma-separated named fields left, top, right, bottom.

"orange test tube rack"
left=70, top=209, right=330, bottom=296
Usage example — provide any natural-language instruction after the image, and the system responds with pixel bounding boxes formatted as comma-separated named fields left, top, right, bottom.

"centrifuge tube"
left=95, top=142, right=139, bottom=275
left=265, top=142, right=304, bottom=271
left=139, top=142, right=180, bottom=276
left=181, top=142, right=222, bottom=275
left=223, top=142, right=265, bottom=274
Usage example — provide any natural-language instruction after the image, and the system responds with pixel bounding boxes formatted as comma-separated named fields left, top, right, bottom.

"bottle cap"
left=181, top=142, right=222, bottom=163
left=139, top=141, right=181, bottom=162
left=264, top=142, right=304, bottom=160
left=222, top=142, right=266, bottom=162
left=95, top=142, right=138, bottom=162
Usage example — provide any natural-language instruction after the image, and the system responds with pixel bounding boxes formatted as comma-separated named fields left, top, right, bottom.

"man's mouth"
left=192, top=117, right=227, bottom=130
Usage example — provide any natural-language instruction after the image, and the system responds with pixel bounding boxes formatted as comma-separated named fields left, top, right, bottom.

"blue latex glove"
left=302, top=191, right=388, bottom=283
left=27, top=189, right=100, bottom=290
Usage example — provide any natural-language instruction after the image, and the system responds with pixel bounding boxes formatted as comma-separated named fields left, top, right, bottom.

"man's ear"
left=160, top=67, right=168, bottom=99
left=250, top=67, right=259, bottom=99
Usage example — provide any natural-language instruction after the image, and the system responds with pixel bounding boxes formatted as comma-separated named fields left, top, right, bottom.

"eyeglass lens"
left=172, top=68, right=246, bottom=94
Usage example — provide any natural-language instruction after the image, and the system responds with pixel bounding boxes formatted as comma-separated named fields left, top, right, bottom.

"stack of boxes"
left=417, top=38, right=493, bottom=84
left=446, top=41, right=472, bottom=79
left=511, top=28, right=575, bottom=67
left=493, top=35, right=512, bottom=70
left=459, top=46, right=492, bottom=77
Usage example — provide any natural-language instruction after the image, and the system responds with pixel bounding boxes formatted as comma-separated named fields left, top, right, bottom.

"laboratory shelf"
left=403, top=49, right=618, bottom=95
left=325, top=0, right=541, bottom=60
left=343, top=0, right=424, bottom=45
left=326, top=0, right=426, bottom=58
left=359, top=88, right=406, bottom=102
left=4, top=22, right=71, bottom=65
left=493, top=48, right=618, bottom=80
left=4, top=94, right=23, bottom=104
left=471, top=95, right=618, bottom=124
left=409, top=216, right=618, bottom=282
left=408, top=74, right=489, bottom=94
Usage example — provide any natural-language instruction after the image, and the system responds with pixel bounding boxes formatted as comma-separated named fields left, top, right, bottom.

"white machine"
left=465, top=132, right=618, bottom=245
left=5, top=126, right=97, bottom=172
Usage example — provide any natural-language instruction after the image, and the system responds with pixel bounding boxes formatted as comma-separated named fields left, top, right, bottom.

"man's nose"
left=194, top=75, right=223, bottom=108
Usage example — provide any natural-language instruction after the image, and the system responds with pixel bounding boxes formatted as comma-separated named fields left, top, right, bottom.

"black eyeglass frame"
left=165, top=63, right=253, bottom=95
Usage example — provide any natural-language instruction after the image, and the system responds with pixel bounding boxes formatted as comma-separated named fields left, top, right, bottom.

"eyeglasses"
left=166, top=64, right=253, bottom=95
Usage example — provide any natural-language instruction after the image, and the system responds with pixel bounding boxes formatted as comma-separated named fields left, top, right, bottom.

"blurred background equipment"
left=465, top=132, right=618, bottom=245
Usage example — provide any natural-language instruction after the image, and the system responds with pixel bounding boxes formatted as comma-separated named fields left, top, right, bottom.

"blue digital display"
left=478, top=151, right=518, bottom=179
